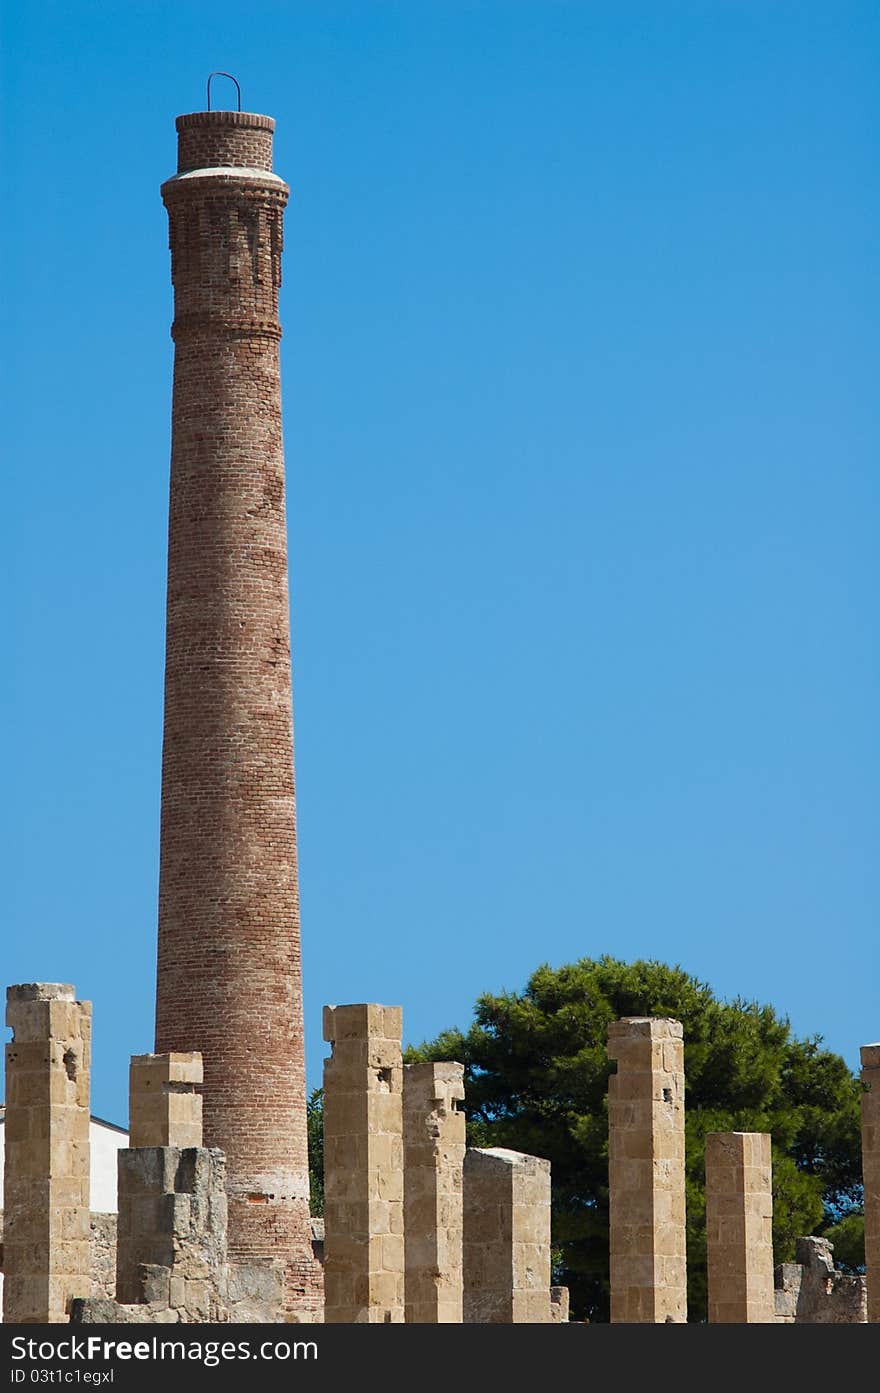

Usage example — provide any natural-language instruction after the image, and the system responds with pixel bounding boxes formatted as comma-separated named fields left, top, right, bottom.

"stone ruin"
left=1, top=985, right=877, bottom=1324
left=774, top=1236, right=866, bottom=1323
left=9, top=97, right=877, bottom=1331
left=7, top=101, right=872, bottom=1331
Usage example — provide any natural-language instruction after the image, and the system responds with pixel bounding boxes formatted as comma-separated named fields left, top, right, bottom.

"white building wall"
left=0, top=1115, right=128, bottom=1213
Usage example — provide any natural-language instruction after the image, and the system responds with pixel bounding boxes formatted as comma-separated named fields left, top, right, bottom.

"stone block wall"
left=88, top=1214, right=117, bottom=1300
left=74, top=1147, right=228, bottom=1324
left=774, top=1236, right=867, bottom=1323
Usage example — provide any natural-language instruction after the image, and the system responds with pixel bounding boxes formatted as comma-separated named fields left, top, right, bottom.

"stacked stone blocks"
left=129, top=1052, right=203, bottom=1149
left=322, top=1004, right=404, bottom=1322
left=115, top=1050, right=225, bottom=1317
left=463, top=1148, right=552, bottom=1323
left=705, top=1131, right=775, bottom=1322
left=71, top=1050, right=228, bottom=1324
left=114, top=1145, right=228, bottom=1319
left=3, top=984, right=92, bottom=1323
left=403, top=1061, right=465, bottom=1322
left=606, top=1017, right=687, bottom=1322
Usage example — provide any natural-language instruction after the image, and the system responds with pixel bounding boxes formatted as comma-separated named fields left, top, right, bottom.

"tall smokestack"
left=155, top=106, right=319, bottom=1315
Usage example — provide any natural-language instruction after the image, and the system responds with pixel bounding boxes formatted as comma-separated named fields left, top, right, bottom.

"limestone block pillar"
left=705, top=1131, right=775, bottom=1322
left=463, top=1147, right=552, bottom=1323
left=861, top=1044, right=880, bottom=1322
left=403, top=1061, right=465, bottom=1322
left=115, top=1145, right=228, bottom=1317
left=3, top=983, right=92, bottom=1323
left=116, top=1051, right=226, bottom=1315
left=129, top=1052, right=203, bottom=1148
left=322, top=1004, right=404, bottom=1322
left=607, top=1016, right=687, bottom=1322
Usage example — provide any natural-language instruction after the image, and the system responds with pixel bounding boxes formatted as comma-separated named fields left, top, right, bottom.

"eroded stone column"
left=862, top=1044, right=880, bottom=1323
left=463, top=1148, right=552, bottom=1323
left=607, top=1016, right=686, bottom=1322
left=403, top=1061, right=465, bottom=1322
left=3, top=983, right=92, bottom=1323
left=550, top=1285, right=570, bottom=1322
left=773, top=1236, right=867, bottom=1323
left=322, top=1004, right=404, bottom=1322
left=111, top=1050, right=228, bottom=1319
left=114, top=1146, right=227, bottom=1317
left=129, top=1052, right=203, bottom=1149
left=705, top=1131, right=774, bottom=1322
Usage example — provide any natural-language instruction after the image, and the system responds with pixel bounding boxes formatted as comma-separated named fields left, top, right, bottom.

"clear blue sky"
left=2, top=2, right=877, bottom=1126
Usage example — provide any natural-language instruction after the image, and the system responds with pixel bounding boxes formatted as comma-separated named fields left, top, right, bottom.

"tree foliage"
left=405, top=956, right=863, bottom=1321
left=307, top=1087, right=324, bottom=1217
left=820, top=1213, right=865, bottom=1273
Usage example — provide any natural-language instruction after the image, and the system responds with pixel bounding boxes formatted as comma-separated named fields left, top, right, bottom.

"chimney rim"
left=176, top=110, right=275, bottom=133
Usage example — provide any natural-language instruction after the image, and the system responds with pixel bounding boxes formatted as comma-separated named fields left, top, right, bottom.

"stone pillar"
left=129, top=1052, right=203, bottom=1148
left=115, top=1146, right=228, bottom=1318
left=705, top=1131, right=775, bottom=1322
left=606, top=1016, right=687, bottom=1323
left=114, top=1050, right=226, bottom=1318
left=403, top=1061, right=465, bottom=1322
left=862, top=1044, right=880, bottom=1322
left=322, top=1004, right=404, bottom=1322
left=463, top=1148, right=552, bottom=1323
left=156, top=107, right=319, bottom=1314
left=3, top=983, right=92, bottom=1323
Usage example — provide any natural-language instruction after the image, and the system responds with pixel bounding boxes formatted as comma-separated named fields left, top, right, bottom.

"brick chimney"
left=155, top=108, right=319, bottom=1314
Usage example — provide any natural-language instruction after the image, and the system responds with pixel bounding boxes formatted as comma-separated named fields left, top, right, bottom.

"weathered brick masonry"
left=154, top=109, right=319, bottom=1313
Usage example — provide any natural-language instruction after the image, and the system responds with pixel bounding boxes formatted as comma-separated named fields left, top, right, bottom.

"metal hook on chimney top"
left=207, top=72, right=242, bottom=112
